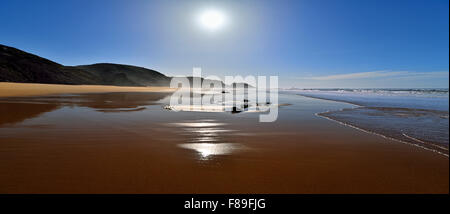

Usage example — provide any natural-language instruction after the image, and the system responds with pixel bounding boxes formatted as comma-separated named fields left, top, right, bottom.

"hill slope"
left=0, top=44, right=170, bottom=86
left=76, top=63, right=169, bottom=86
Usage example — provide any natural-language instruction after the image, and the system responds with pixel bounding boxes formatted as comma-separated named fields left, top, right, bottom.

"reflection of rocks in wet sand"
left=71, top=92, right=170, bottom=111
left=0, top=92, right=171, bottom=112
left=0, top=102, right=60, bottom=126
left=164, top=101, right=291, bottom=114
left=96, top=107, right=147, bottom=113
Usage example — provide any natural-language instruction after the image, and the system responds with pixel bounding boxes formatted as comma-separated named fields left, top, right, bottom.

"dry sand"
left=0, top=82, right=175, bottom=97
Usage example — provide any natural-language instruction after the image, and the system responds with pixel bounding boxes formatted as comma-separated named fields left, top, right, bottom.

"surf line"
left=402, top=133, right=448, bottom=151
left=315, top=111, right=449, bottom=158
left=295, top=94, right=448, bottom=157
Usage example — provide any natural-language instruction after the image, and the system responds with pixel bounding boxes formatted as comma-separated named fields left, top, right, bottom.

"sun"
left=198, top=9, right=227, bottom=31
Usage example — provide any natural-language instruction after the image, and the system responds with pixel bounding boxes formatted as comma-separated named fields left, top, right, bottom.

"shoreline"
left=316, top=111, right=449, bottom=157
left=296, top=94, right=449, bottom=157
left=296, top=93, right=363, bottom=107
left=0, top=82, right=175, bottom=97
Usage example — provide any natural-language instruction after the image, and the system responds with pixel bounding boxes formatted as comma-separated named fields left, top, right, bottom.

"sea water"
left=284, top=89, right=449, bottom=155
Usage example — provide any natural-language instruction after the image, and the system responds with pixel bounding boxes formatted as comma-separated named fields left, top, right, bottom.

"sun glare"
left=198, top=9, right=227, bottom=31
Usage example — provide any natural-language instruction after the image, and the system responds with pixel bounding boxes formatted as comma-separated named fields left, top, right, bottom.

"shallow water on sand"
left=287, top=89, right=449, bottom=155
left=0, top=92, right=448, bottom=193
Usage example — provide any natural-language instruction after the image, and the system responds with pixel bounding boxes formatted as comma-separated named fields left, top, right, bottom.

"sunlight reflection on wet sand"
left=171, top=122, right=227, bottom=128
left=170, top=119, right=245, bottom=159
left=178, top=143, right=243, bottom=159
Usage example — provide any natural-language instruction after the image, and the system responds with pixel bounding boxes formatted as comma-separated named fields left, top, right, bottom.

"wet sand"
left=0, top=82, right=175, bottom=97
left=0, top=91, right=448, bottom=193
left=296, top=92, right=449, bottom=156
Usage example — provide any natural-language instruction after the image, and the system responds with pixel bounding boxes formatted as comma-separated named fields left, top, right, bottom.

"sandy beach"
left=0, top=82, right=175, bottom=97
left=0, top=85, right=447, bottom=193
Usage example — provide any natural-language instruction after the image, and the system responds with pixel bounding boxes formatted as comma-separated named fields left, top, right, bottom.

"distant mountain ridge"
left=0, top=44, right=170, bottom=86
left=0, top=44, right=253, bottom=88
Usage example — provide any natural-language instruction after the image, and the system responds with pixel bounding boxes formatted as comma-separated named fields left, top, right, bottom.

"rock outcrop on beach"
left=0, top=44, right=170, bottom=86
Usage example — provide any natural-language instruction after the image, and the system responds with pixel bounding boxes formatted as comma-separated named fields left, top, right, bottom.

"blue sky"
left=1, top=0, right=448, bottom=88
